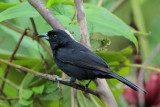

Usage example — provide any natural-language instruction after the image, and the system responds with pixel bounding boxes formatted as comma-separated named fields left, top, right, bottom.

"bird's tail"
left=108, top=72, right=147, bottom=94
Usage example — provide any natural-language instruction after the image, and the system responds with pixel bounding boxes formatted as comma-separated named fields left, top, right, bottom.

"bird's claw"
left=57, top=81, right=60, bottom=89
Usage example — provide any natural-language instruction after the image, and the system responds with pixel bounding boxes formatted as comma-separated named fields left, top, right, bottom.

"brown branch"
left=97, top=0, right=103, bottom=6
left=0, top=58, right=99, bottom=97
left=0, top=22, right=34, bottom=37
left=74, top=0, right=117, bottom=106
left=109, top=0, right=126, bottom=13
left=138, top=43, right=160, bottom=107
left=0, top=96, right=19, bottom=101
left=71, top=11, right=76, bottom=21
left=38, top=49, right=51, bottom=73
left=30, top=18, right=38, bottom=36
left=28, top=0, right=65, bottom=30
left=74, top=0, right=91, bottom=49
left=71, top=88, right=78, bottom=107
left=0, top=28, right=27, bottom=93
left=0, top=90, right=11, bottom=105
left=0, top=21, right=52, bottom=56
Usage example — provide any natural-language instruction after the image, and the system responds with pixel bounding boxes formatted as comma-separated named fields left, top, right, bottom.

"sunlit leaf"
left=19, top=99, right=33, bottom=106
left=22, top=89, right=33, bottom=100
left=0, top=2, right=39, bottom=22
left=0, top=2, right=19, bottom=9
left=32, top=85, right=45, bottom=94
left=84, top=4, right=138, bottom=50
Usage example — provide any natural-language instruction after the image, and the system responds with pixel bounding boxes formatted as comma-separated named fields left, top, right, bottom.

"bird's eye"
left=53, top=35, right=57, bottom=39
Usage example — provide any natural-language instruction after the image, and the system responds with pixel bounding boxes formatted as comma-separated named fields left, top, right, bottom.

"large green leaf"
left=84, top=4, right=138, bottom=49
left=0, top=2, right=19, bottom=9
left=0, top=2, right=39, bottom=22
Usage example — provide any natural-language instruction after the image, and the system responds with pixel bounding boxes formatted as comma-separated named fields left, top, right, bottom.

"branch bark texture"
left=28, top=0, right=65, bottom=30
left=0, top=58, right=98, bottom=97
left=74, top=0, right=91, bottom=49
left=74, top=0, right=117, bottom=106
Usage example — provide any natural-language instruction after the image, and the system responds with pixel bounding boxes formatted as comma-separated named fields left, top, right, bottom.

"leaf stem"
left=125, top=64, right=160, bottom=72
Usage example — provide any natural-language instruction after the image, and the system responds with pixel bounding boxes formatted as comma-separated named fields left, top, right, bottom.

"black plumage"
left=38, top=29, right=147, bottom=94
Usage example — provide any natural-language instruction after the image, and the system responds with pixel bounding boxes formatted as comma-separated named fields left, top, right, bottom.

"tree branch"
left=138, top=43, right=160, bottom=107
left=28, top=0, right=65, bottom=30
left=74, top=0, right=91, bottom=49
left=97, top=0, right=103, bottom=6
left=0, top=58, right=98, bottom=97
left=0, top=21, right=52, bottom=56
left=0, top=96, right=19, bottom=101
left=74, top=0, right=117, bottom=106
left=0, top=28, right=27, bottom=93
left=30, top=18, right=38, bottom=36
left=0, top=76, right=19, bottom=90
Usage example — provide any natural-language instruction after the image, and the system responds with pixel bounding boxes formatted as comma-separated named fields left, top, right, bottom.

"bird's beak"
left=37, top=33, right=49, bottom=40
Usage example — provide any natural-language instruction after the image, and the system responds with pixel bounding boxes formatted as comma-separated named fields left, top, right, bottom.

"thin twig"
left=30, top=18, right=38, bottom=36
left=0, top=90, right=11, bottom=105
left=0, top=97, right=19, bottom=101
left=39, top=51, right=51, bottom=73
left=110, top=0, right=126, bottom=13
left=0, top=58, right=98, bottom=97
left=0, top=22, right=33, bottom=37
left=124, top=64, right=160, bottom=72
left=138, top=43, right=160, bottom=107
left=71, top=11, right=76, bottom=21
left=0, top=76, right=20, bottom=90
left=28, top=0, right=65, bottom=30
left=0, top=21, right=52, bottom=56
left=0, top=28, right=27, bottom=93
left=97, top=0, right=103, bottom=6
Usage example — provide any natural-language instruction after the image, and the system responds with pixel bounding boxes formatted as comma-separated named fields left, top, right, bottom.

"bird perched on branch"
left=38, top=29, right=147, bottom=94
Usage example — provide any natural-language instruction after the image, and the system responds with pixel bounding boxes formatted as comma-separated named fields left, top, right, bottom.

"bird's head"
left=38, top=29, right=73, bottom=49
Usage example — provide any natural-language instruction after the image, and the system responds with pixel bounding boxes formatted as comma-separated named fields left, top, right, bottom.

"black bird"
left=38, top=29, right=147, bottom=94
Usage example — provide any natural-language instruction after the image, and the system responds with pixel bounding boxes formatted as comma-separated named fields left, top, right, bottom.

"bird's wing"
left=57, top=48, right=110, bottom=72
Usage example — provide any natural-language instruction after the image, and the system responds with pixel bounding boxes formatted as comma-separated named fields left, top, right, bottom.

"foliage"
left=0, top=0, right=160, bottom=107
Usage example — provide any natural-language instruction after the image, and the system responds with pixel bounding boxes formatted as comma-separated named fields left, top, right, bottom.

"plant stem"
left=0, top=29, right=27, bottom=92
left=0, top=58, right=98, bottom=96
left=0, top=76, right=20, bottom=90
left=130, top=0, right=149, bottom=60
left=125, top=64, right=160, bottom=72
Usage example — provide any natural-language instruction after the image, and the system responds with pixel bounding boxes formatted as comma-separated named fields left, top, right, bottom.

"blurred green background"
left=0, top=0, right=160, bottom=107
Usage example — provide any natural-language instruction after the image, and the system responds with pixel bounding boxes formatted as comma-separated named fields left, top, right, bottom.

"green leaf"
left=47, top=0, right=65, bottom=8
left=56, top=15, right=71, bottom=26
left=40, top=93, right=60, bottom=100
left=95, top=51, right=125, bottom=64
left=0, top=2, right=39, bottom=22
left=119, top=47, right=133, bottom=56
left=50, top=3, right=65, bottom=15
left=22, top=89, right=33, bottom=100
left=19, top=99, right=33, bottom=106
left=59, top=86, right=71, bottom=107
left=44, top=81, right=57, bottom=93
left=32, top=85, right=45, bottom=94
left=0, top=2, right=19, bottom=9
left=84, top=4, right=138, bottom=50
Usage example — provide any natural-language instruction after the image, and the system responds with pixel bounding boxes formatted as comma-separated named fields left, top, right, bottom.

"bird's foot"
left=84, top=80, right=92, bottom=91
left=55, top=76, right=76, bottom=88
left=55, top=75, right=70, bottom=88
